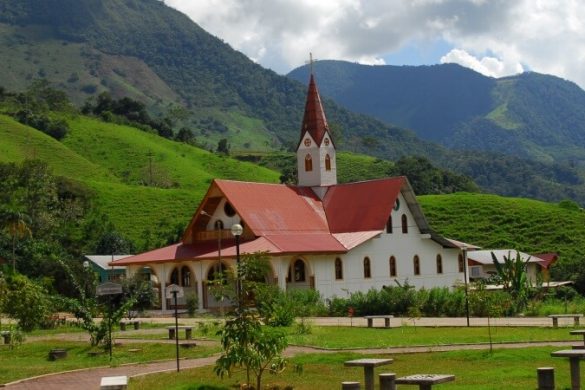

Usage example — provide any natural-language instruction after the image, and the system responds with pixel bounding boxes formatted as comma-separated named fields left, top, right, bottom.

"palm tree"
left=0, top=210, right=32, bottom=272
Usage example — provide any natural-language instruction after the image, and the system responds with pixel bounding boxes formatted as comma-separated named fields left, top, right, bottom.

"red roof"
left=215, top=180, right=329, bottom=235
left=298, top=74, right=329, bottom=146
left=323, top=177, right=404, bottom=233
left=532, top=252, right=559, bottom=269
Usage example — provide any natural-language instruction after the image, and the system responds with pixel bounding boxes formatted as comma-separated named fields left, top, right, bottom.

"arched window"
left=458, top=253, right=465, bottom=273
left=363, top=257, right=371, bottom=278
left=389, top=256, right=397, bottom=277
left=325, top=154, right=331, bottom=171
left=181, top=266, right=191, bottom=287
left=413, top=255, right=420, bottom=275
left=401, top=214, right=408, bottom=233
left=436, top=254, right=443, bottom=274
left=386, top=215, right=393, bottom=234
left=170, top=267, right=179, bottom=285
left=293, top=259, right=306, bottom=282
left=335, top=258, right=343, bottom=280
left=304, top=154, right=313, bottom=172
left=214, top=220, right=224, bottom=230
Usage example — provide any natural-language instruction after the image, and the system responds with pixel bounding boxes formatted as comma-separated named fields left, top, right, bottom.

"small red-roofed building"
left=111, top=71, right=469, bottom=312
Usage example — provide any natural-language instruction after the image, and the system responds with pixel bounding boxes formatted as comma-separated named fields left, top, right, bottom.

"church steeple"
left=296, top=59, right=337, bottom=193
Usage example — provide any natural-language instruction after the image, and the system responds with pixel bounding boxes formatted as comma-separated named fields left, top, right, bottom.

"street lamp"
left=461, top=245, right=470, bottom=327
left=231, top=223, right=243, bottom=309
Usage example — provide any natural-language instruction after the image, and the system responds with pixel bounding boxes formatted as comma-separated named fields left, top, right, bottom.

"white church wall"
left=311, top=193, right=464, bottom=300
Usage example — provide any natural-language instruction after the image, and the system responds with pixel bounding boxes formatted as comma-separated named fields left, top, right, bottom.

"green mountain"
left=2, top=0, right=585, bottom=205
left=0, top=0, right=438, bottom=160
left=288, top=61, right=585, bottom=166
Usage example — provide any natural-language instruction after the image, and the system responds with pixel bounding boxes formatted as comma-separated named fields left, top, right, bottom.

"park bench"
left=100, top=375, right=128, bottom=390
left=0, top=330, right=11, bottom=345
left=364, top=315, right=394, bottom=328
left=119, top=319, right=140, bottom=331
left=548, top=314, right=583, bottom=327
left=167, top=325, right=193, bottom=340
left=395, top=374, right=455, bottom=390
left=48, top=348, right=67, bottom=360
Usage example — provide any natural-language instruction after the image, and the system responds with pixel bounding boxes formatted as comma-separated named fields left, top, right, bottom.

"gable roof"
left=323, top=177, right=403, bottom=233
left=113, top=177, right=457, bottom=266
left=468, top=250, right=545, bottom=266
left=298, top=74, right=330, bottom=147
left=85, top=255, right=130, bottom=270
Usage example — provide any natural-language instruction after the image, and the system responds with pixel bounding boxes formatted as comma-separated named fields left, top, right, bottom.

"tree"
left=215, top=309, right=287, bottom=390
left=2, top=273, right=53, bottom=332
left=216, top=138, right=230, bottom=155
left=491, top=250, right=531, bottom=308
left=214, top=253, right=288, bottom=389
left=0, top=210, right=31, bottom=272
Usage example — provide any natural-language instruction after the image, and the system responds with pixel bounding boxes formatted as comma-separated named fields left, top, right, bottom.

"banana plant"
left=491, top=250, right=531, bottom=302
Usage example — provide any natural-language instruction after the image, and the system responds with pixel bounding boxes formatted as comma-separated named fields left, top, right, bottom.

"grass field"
left=128, top=347, right=574, bottom=390
left=0, top=340, right=220, bottom=385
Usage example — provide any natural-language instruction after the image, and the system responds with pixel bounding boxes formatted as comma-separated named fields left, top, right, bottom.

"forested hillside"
left=288, top=61, right=585, bottom=166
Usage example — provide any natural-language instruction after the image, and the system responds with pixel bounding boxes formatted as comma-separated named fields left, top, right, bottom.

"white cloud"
left=440, top=48, right=523, bottom=78
left=165, top=0, right=585, bottom=89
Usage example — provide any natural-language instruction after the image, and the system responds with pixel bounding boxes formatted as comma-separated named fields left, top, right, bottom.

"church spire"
left=296, top=55, right=337, bottom=192
left=299, top=70, right=330, bottom=147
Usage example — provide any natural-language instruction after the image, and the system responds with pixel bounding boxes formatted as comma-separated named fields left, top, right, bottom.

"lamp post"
left=461, top=245, right=470, bottom=327
left=230, top=223, right=243, bottom=309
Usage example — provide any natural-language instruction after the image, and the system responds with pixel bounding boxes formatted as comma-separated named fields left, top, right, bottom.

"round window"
left=393, top=198, right=400, bottom=211
left=224, top=202, right=236, bottom=217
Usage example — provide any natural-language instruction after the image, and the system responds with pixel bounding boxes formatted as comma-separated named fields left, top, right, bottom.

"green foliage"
left=491, top=251, right=531, bottom=309
left=186, top=294, right=198, bottom=317
left=2, top=273, right=54, bottom=332
left=215, top=309, right=287, bottom=390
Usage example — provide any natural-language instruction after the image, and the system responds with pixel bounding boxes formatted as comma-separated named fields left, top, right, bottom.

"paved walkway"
left=1, top=316, right=578, bottom=389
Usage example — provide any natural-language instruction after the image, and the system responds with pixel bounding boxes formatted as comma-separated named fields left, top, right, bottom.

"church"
left=111, top=73, right=468, bottom=312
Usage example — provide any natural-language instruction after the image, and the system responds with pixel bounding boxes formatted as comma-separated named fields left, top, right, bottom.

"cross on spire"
left=306, top=52, right=317, bottom=75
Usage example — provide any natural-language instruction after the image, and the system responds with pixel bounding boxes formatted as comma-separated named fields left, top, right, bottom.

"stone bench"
left=548, top=314, right=583, bottom=327
left=0, top=331, right=11, bottom=345
left=364, top=315, right=394, bottom=328
left=100, top=375, right=128, bottom=390
left=119, top=320, right=140, bottom=331
left=167, top=325, right=193, bottom=340
left=48, top=348, right=68, bottom=361
left=395, top=374, right=455, bottom=390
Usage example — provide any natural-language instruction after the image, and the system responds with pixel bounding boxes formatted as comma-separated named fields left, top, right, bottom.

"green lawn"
left=128, top=347, right=575, bottom=390
left=0, top=340, right=219, bottom=385
left=286, top=325, right=573, bottom=349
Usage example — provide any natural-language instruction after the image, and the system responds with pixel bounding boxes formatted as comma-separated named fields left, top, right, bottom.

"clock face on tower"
left=324, top=138, right=330, bottom=146
left=304, top=138, right=311, bottom=147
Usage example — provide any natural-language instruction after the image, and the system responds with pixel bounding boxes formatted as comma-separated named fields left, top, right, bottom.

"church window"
left=293, top=259, right=306, bottom=282
left=335, top=258, right=343, bottom=280
left=324, top=138, right=330, bottom=146
left=170, top=267, right=179, bottom=285
left=305, top=154, right=313, bottom=172
left=401, top=214, right=408, bottom=233
left=386, top=215, right=393, bottom=234
left=304, top=138, right=311, bottom=147
left=389, top=256, right=397, bottom=277
left=394, top=198, right=400, bottom=211
left=363, top=257, right=371, bottom=278
left=181, top=266, right=191, bottom=287
left=224, top=202, right=236, bottom=217
left=413, top=255, right=420, bottom=275
left=325, top=154, right=331, bottom=171
left=214, top=220, right=224, bottom=230
left=458, top=254, right=465, bottom=273
left=436, top=254, right=443, bottom=274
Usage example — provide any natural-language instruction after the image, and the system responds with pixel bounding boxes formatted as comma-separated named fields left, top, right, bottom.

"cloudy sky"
left=166, top=0, right=585, bottom=89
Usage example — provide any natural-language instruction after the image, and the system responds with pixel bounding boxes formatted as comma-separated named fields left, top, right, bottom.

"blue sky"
left=166, top=0, right=585, bottom=89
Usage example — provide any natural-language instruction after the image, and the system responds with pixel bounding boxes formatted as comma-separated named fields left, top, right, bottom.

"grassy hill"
left=420, top=193, right=585, bottom=287
left=0, top=113, right=280, bottom=244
